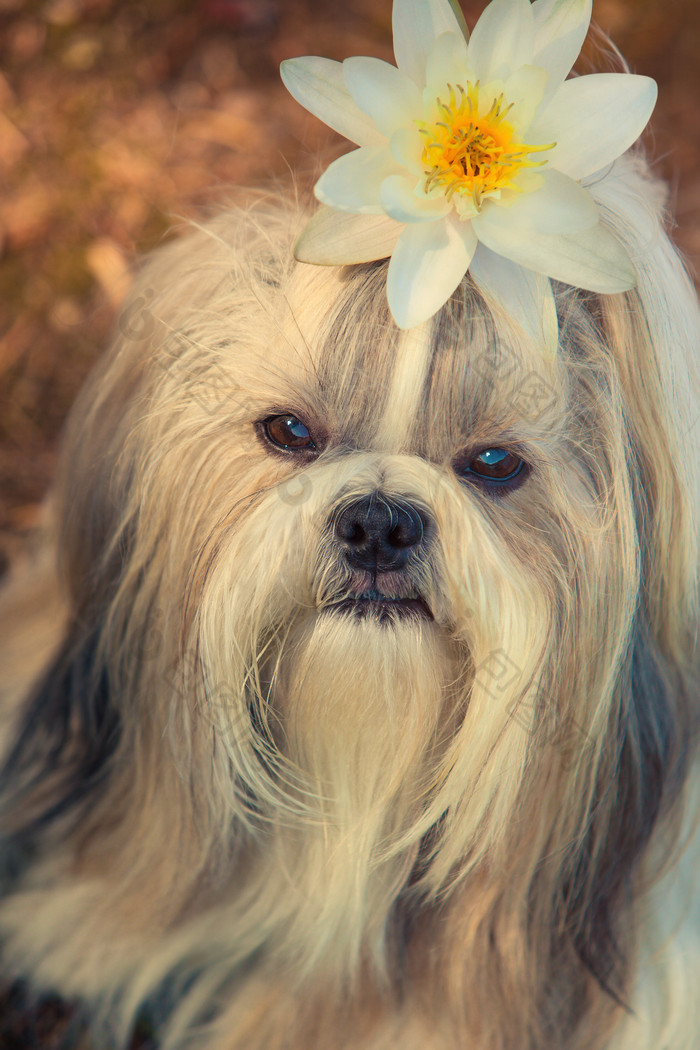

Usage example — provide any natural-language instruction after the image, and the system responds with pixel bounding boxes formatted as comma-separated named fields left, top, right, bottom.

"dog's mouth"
left=327, top=586, right=433, bottom=622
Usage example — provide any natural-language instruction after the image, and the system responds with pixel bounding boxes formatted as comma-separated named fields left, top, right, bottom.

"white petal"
left=314, top=147, right=402, bottom=214
left=472, top=216, right=636, bottom=292
left=380, top=174, right=452, bottom=223
left=467, top=0, right=535, bottom=83
left=343, top=57, right=423, bottom=138
left=294, top=207, right=403, bottom=265
left=390, top=127, right=425, bottom=176
left=479, top=169, right=598, bottom=235
left=280, top=57, right=387, bottom=147
left=387, top=217, right=477, bottom=329
left=393, top=0, right=469, bottom=87
left=470, top=244, right=559, bottom=357
left=512, top=170, right=546, bottom=195
left=531, top=74, right=657, bottom=180
left=425, top=32, right=470, bottom=96
left=502, top=65, right=548, bottom=135
left=532, top=0, right=592, bottom=93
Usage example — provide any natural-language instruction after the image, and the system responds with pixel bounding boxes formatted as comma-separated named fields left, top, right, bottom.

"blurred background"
left=0, top=0, right=699, bottom=572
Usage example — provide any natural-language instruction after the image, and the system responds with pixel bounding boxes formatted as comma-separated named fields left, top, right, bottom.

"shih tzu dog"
left=1, top=1, right=699, bottom=1048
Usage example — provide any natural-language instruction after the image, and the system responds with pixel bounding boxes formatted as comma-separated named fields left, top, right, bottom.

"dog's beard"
left=280, top=612, right=449, bottom=790
left=200, top=597, right=462, bottom=976
left=283, top=612, right=457, bottom=836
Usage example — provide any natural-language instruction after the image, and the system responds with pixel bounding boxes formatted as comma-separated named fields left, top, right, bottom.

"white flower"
left=281, top=0, right=657, bottom=337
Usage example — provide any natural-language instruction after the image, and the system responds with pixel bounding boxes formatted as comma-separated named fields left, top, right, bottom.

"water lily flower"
left=281, top=0, right=657, bottom=337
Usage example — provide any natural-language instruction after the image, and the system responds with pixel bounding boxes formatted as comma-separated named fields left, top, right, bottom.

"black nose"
left=335, top=495, right=429, bottom=572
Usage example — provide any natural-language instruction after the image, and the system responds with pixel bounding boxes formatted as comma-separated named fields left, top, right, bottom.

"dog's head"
left=3, top=156, right=699, bottom=1029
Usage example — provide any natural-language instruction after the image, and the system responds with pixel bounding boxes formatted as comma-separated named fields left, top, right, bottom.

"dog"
left=0, top=147, right=699, bottom=1049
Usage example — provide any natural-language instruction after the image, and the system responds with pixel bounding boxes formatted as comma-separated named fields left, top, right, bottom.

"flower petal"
left=472, top=215, right=636, bottom=292
left=531, top=74, right=657, bottom=180
left=380, top=174, right=452, bottom=223
left=390, top=126, right=425, bottom=175
left=532, top=0, right=592, bottom=93
left=393, top=0, right=469, bottom=87
left=280, top=57, right=387, bottom=147
left=343, top=57, right=423, bottom=138
left=294, top=207, right=404, bottom=265
left=387, top=216, right=477, bottom=328
left=467, top=0, right=535, bottom=83
left=482, top=168, right=598, bottom=235
left=470, top=244, right=559, bottom=357
left=425, top=32, right=471, bottom=97
left=502, top=64, right=549, bottom=134
left=314, top=146, right=402, bottom=214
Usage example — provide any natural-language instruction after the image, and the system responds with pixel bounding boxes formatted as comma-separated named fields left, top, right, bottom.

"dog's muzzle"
left=330, top=494, right=433, bottom=621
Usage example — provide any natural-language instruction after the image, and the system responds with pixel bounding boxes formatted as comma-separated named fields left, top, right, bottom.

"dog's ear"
left=52, top=343, right=147, bottom=620
left=593, top=155, right=700, bottom=650
left=52, top=209, right=284, bottom=617
left=565, top=606, right=692, bottom=1002
left=562, top=157, right=700, bottom=1002
left=0, top=260, right=170, bottom=866
left=0, top=622, right=119, bottom=874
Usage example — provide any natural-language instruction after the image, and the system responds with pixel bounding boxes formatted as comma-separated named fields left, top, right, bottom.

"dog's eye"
left=453, top=447, right=528, bottom=490
left=469, top=448, right=524, bottom=480
left=263, top=414, right=316, bottom=451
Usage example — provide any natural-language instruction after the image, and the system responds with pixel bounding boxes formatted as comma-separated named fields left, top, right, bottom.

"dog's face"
left=179, top=253, right=616, bottom=844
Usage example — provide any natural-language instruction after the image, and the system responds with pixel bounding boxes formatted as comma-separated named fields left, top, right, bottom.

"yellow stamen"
left=416, top=81, right=555, bottom=211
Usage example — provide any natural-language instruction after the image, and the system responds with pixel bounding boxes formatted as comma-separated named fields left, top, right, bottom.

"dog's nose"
left=335, top=495, right=428, bottom=572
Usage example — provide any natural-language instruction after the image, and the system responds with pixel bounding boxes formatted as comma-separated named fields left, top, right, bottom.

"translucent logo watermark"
left=471, top=339, right=557, bottom=422
left=117, top=287, right=157, bottom=342
left=473, top=648, right=595, bottom=769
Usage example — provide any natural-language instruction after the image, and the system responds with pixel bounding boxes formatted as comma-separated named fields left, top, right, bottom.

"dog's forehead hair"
left=281, top=257, right=553, bottom=459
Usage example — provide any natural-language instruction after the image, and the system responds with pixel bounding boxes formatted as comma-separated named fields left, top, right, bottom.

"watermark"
left=117, top=287, right=157, bottom=342
left=118, top=288, right=257, bottom=418
left=276, top=473, right=314, bottom=507
left=470, top=339, right=521, bottom=384
left=470, top=338, right=557, bottom=422
left=160, top=644, right=251, bottom=737
left=683, top=409, right=700, bottom=440
left=472, top=647, right=522, bottom=700
left=473, top=648, right=595, bottom=769
left=169, top=345, right=255, bottom=418
left=509, top=369, right=557, bottom=422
